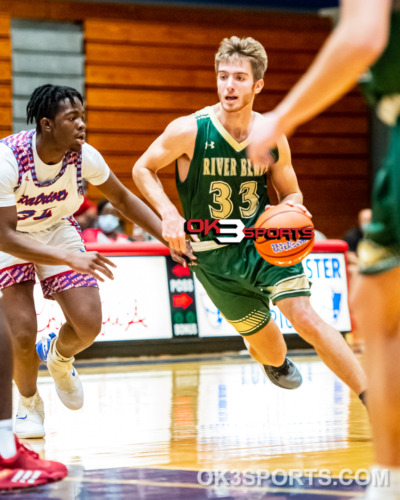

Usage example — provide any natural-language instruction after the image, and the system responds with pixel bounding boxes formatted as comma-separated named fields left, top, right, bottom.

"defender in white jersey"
left=0, top=130, right=113, bottom=296
left=0, top=85, right=189, bottom=439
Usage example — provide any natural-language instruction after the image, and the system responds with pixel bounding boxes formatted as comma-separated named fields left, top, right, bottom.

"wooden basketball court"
left=8, top=351, right=372, bottom=499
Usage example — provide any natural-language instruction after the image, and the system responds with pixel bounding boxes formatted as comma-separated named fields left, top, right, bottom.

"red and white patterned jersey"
left=0, top=130, right=110, bottom=232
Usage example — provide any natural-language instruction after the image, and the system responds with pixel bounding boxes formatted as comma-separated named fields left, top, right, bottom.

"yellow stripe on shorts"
left=225, top=310, right=269, bottom=335
left=268, top=274, right=310, bottom=302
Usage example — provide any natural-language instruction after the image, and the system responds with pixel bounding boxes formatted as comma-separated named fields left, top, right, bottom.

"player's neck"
left=35, top=134, right=66, bottom=165
left=214, top=103, right=254, bottom=142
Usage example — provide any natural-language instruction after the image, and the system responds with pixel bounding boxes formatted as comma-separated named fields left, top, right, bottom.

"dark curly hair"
left=26, top=84, right=84, bottom=132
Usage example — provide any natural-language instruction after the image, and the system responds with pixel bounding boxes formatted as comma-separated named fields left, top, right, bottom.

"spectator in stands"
left=343, top=208, right=372, bottom=277
left=82, top=200, right=128, bottom=244
left=130, top=223, right=157, bottom=242
left=343, top=208, right=372, bottom=253
left=73, top=180, right=97, bottom=231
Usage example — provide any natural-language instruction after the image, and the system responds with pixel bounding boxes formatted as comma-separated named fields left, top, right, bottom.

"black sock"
left=359, top=391, right=367, bottom=406
left=278, top=358, right=288, bottom=370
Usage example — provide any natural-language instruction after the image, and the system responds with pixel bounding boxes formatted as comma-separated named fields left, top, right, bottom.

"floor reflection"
left=9, top=353, right=371, bottom=499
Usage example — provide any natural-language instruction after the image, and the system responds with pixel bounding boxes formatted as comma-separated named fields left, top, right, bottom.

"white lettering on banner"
left=304, top=257, right=341, bottom=279
left=169, top=279, right=194, bottom=293
left=174, top=324, right=198, bottom=335
left=270, top=309, right=294, bottom=331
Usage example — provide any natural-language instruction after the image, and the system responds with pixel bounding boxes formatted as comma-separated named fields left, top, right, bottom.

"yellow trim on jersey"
left=207, top=106, right=250, bottom=152
left=225, top=310, right=269, bottom=335
left=358, top=239, right=397, bottom=269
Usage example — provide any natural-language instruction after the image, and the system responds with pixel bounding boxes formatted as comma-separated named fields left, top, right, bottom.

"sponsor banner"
left=34, top=250, right=350, bottom=342
left=34, top=256, right=173, bottom=341
left=304, top=252, right=351, bottom=333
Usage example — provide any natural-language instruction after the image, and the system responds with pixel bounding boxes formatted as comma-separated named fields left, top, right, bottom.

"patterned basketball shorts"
left=0, top=219, right=97, bottom=299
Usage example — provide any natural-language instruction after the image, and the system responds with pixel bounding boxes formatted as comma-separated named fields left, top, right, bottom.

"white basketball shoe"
left=37, top=335, right=84, bottom=410
left=15, top=392, right=45, bottom=439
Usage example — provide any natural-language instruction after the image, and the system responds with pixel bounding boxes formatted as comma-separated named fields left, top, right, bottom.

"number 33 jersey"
left=0, top=129, right=110, bottom=232
left=176, top=106, right=278, bottom=242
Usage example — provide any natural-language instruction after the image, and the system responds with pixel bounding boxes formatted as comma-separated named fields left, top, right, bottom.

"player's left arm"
left=269, top=135, right=311, bottom=216
left=95, top=171, right=196, bottom=264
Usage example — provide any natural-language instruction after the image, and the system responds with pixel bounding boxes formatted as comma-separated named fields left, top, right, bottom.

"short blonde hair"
left=215, top=36, right=268, bottom=81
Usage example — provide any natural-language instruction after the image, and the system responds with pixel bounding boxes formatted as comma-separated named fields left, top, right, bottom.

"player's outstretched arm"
left=248, top=0, right=391, bottom=164
left=268, top=135, right=310, bottom=217
left=95, top=170, right=196, bottom=266
left=95, top=171, right=166, bottom=244
left=132, top=116, right=199, bottom=254
left=0, top=206, right=115, bottom=281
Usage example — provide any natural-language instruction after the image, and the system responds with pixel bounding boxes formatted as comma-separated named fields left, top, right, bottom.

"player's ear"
left=40, top=117, right=53, bottom=133
left=254, top=79, right=264, bottom=95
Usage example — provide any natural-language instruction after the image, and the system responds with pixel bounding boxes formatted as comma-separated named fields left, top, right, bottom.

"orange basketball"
left=254, top=204, right=314, bottom=266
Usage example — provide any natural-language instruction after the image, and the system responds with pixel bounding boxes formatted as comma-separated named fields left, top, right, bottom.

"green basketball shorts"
left=191, top=239, right=310, bottom=336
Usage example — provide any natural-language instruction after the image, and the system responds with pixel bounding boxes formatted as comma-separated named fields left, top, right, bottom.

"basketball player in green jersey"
left=133, top=36, right=367, bottom=400
left=248, top=1, right=400, bottom=498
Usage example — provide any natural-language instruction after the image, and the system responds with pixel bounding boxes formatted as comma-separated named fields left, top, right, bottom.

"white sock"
left=368, top=466, right=400, bottom=496
left=0, top=419, right=17, bottom=458
left=20, top=390, right=41, bottom=408
left=52, top=338, right=73, bottom=362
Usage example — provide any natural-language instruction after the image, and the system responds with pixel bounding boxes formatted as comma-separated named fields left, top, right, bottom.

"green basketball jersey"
left=358, top=2, right=400, bottom=270
left=176, top=106, right=278, bottom=241
left=361, top=9, right=400, bottom=107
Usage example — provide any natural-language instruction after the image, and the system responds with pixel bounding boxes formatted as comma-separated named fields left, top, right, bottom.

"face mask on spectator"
left=98, top=214, right=120, bottom=233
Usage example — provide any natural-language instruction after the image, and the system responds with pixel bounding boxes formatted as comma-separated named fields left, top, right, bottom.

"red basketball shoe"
left=0, top=436, right=67, bottom=490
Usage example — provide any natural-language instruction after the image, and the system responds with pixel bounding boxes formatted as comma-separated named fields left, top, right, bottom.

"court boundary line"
left=63, top=475, right=363, bottom=497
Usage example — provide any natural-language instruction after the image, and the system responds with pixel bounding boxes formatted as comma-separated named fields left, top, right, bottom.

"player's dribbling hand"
left=265, top=202, right=311, bottom=218
left=283, top=201, right=312, bottom=218
left=170, top=240, right=197, bottom=267
left=67, top=251, right=117, bottom=282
